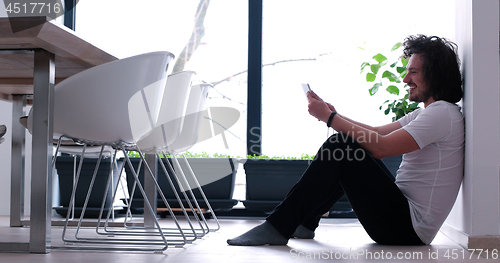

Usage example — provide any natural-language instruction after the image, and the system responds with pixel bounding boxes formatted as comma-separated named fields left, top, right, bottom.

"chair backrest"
left=136, top=71, right=195, bottom=152
left=166, top=83, right=212, bottom=155
left=52, top=51, right=174, bottom=144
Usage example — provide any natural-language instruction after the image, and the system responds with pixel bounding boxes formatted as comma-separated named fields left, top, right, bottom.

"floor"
left=0, top=216, right=497, bottom=262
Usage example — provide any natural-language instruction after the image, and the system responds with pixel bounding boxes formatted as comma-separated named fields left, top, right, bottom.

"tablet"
left=301, top=83, right=311, bottom=96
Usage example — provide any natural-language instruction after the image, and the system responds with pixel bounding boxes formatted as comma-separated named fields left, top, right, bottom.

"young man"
left=228, top=35, right=464, bottom=246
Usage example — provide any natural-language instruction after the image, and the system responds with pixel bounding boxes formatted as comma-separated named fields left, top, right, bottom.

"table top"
left=0, top=16, right=118, bottom=103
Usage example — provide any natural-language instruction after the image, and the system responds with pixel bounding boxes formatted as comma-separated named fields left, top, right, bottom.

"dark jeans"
left=266, top=133, right=424, bottom=245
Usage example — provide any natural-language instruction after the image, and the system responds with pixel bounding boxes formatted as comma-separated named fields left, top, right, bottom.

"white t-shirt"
left=396, top=100, right=464, bottom=245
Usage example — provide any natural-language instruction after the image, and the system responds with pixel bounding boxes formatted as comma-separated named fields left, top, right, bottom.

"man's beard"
left=408, top=86, right=432, bottom=103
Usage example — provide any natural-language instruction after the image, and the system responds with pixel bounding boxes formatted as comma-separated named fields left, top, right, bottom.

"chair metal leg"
left=103, top=153, right=133, bottom=227
left=170, top=156, right=210, bottom=235
left=71, top=155, right=77, bottom=220
left=56, top=141, right=222, bottom=251
left=133, top=149, right=194, bottom=239
left=60, top=143, right=88, bottom=244
left=96, top=151, right=150, bottom=236
left=179, top=154, right=221, bottom=232
left=118, top=151, right=202, bottom=242
left=96, top=151, right=189, bottom=240
left=157, top=153, right=205, bottom=239
left=57, top=142, right=186, bottom=252
left=72, top=145, right=106, bottom=240
left=122, top=147, right=185, bottom=246
left=117, top=165, right=134, bottom=220
left=123, top=156, right=143, bottom=226
left=61, top=144, right=109, bottom=243
left=60, top=151, right=171, bottom=251
left=95, top=148, right=120, bottom=233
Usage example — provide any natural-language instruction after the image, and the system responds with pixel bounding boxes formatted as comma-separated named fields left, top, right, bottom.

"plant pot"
left=54, top=156, right=122, bottom=218
left=243, top=159, right=318, bottom=214
left=123, top=157, right=239, bottom=212
left=243, top=156, right=402, bottom=217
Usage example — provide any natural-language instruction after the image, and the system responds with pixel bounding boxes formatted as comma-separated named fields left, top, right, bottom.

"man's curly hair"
left=403, top=35, right=463, bottom=103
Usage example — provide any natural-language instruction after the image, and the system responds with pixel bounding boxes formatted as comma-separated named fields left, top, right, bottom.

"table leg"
left=29, top=49, right=55, bottom=254
left=10, top=95, right=26, bottom=227
left=144, top=153, right=158, bottom=227
left=144, top=154, right=158, bottom=227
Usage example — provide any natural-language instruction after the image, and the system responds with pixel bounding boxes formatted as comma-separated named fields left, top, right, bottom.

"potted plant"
left=242, top=154, right=402, bottom=218
left=360, top=42, right=419, bottom=121
left=241, top=154, right=354, bottom=217
left=54, top=154, right=123, bottom=218
left=123, top=151, right=239, bottom=214
left=242, top=155, right=310, bottom=214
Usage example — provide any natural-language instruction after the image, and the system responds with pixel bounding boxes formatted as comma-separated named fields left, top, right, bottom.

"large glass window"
left=76, top=0, right=248, bottom=157
left=75, top=0, right=455, bottom=158
left=262, top=0, right=455, bottom=157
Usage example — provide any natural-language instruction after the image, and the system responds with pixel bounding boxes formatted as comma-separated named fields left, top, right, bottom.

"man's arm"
left=334, top=113, right=403, bottom=136
left=307, top=92, right=419, bottom=159
left=331, top=114, right=419, bottom=159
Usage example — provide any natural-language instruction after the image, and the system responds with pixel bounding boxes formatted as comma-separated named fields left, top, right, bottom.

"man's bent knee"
left=314, top=133, right=367, bottom=162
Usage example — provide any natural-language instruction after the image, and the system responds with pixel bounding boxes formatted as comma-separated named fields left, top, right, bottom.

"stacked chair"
left=162, top=83, right=220, bottom=233
left=24, top=51, right=210, bottom=252
left=135, top=82, right=217, bottom=237
left=53, top=51, right=184, bottom=252
left=120, top=70, right=203, bottom=243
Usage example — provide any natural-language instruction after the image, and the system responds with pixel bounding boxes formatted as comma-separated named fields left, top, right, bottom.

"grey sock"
left=291, top=225, right=315, bottom=239
left=227, top=221, right=288, bottom=246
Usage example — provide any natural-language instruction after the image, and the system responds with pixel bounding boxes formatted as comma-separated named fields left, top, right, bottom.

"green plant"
left=127, top=151, right=233, bottom=158
left=183, top=151, right=233, bottom=158
left=127, top=151, right=142, bottom=158
left=360, top=42, right=419, bottom=121
left=246, top=153, right=315, bottom=160
left=128, top=151, right=316, bottom=160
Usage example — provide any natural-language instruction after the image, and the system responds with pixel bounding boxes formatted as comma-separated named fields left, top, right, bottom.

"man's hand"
left=306, top=91, right=333, bottom=123
left=305, top=90, right=419, bottom=159
left=326, top=102, right=336, bottom=112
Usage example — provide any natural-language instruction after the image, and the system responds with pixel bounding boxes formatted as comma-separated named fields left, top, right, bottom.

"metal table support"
left=144, top=154, right=158, bottom=227
left=10, top=95, right=26, bottom=227
left=29, top=49, right=55, bottom=253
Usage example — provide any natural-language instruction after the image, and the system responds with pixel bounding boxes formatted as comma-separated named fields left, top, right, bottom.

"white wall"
left=0, top=101, right=14, bottom=215
left=0, top=101, right=32, bottom=216
left=443, top=0, right=500, bottom=249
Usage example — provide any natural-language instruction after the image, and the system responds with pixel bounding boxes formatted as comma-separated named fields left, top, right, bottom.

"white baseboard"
left=441, top=223, right=500, bottom=250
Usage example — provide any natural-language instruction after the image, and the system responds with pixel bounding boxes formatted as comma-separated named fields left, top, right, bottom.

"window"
left=75, top=0, right=455, bottom=158
left=261, top=0, right=455, bottom=157
left=76, top=0, right=248, bottom=157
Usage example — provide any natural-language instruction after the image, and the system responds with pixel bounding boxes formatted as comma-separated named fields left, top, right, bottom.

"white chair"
left=133, top=81, right=215, bottom=240
left=157, top=84, right=222, bottom=232
left=120, top=71, right=205, bottom=242
left=30, top=51, right=184, bottom=252
left=136, top=70, right=194, bottom=152
left=23, top=111, right=122, bottom=221
left=165, top=84, right=212, bottom=155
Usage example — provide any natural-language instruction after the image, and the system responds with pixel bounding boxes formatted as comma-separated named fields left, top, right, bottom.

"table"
left=0, top=16, right=117, bottom=253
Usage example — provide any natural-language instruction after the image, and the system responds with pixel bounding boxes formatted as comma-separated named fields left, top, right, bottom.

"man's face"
left=403, top=53, right=433, bottom=106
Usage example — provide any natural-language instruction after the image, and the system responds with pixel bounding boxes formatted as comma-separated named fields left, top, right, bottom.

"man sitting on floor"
left=228, top=34, right=464, bottom=246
